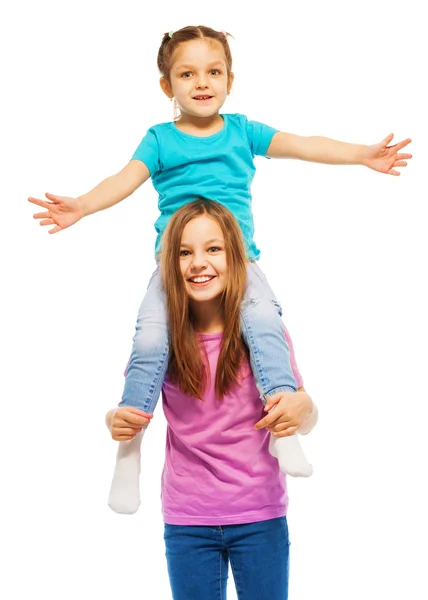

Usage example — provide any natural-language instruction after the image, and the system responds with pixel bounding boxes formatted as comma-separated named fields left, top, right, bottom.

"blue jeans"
left=164, top=516, right=290, bottom=600
left=119, top=262, right=297, bottom=412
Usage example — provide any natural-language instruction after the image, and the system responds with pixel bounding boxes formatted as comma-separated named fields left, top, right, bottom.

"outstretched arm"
left=266, top=132, right=412, bottom=176
left=28, top=159, right=150, bottom=234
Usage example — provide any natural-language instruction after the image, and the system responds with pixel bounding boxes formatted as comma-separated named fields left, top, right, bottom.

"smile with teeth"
left=188, top=275, right=215, bottom=284
left=193, top=95, right=213, bottom=100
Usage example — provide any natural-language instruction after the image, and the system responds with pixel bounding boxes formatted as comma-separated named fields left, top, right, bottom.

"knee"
left=133, top=311, right=168, bottom=356
left=241, top=298, right=282, bottom=329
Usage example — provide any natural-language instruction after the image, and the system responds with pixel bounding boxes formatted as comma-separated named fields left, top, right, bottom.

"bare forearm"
left=78, top=174, right=134, bottom=216
left=78, top=160, right=150, bottom=217
left=299, top=136, right=366, bottom=165
left=268, top=132, right=368, bottom=165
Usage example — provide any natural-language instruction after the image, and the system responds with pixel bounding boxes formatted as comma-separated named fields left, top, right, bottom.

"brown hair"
left=161, top=199, right=248, bottom=400
left=157, top=25, right=233, bottom=83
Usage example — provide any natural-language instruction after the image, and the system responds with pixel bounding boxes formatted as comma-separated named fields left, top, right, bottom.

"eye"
left=208, top=246, right=221, bottom=253
left=180, top=249, right=190, bottom=257
left=210, top=69, right=221, bottom=75
left=180, top=72, right=192, bottom=78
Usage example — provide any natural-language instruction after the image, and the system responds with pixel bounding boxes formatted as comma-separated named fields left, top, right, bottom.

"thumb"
left=45, top=192, right=63, bottom=202
left=264, top=392, right=282, bottom=412
left=128, top=407, right=154, bottom=418
left=382, top=133, right=394, bottom=147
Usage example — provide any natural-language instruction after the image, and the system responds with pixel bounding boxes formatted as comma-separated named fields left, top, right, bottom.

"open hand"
left=364, top=134, right=412, bottom=176
left=28, top=192, right=84, bottom=233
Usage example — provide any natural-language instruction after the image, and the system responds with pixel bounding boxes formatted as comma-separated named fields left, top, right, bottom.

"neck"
left=190, top=297, right=224, bottom=334
left=175, top=112, right=224, bottom=135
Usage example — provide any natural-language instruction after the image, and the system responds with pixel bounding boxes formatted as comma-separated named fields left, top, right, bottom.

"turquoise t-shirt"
left=131, top=113, right=278, bottom=260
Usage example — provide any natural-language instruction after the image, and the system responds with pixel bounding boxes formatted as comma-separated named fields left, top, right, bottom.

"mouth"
left=188, top=275, right=216, bottom=286
left=192, top=95, right=214, bottom=101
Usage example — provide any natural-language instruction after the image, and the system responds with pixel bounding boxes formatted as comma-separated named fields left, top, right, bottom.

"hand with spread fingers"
left=28, top=192, right=84, bottom=234
left=363, top=133, right=412, bottom=176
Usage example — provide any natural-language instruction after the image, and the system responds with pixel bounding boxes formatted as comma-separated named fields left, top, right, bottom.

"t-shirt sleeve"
left=131, top=127, right=160, bottom=175
left=244, top=117, right=279, bottom=157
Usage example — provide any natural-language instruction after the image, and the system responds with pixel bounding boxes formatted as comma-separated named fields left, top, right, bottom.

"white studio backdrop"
left=1, top=1, right=427, bottom=599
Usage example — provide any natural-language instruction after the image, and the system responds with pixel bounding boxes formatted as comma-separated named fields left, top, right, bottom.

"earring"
left=172, top=98, right=180, bottom=121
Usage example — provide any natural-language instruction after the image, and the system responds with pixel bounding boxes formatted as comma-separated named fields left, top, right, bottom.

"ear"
left=227, top=71, right=235, bottom=95
left=160, top=77, right=174, bottom=99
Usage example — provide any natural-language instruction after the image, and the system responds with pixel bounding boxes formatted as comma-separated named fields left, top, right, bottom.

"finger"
left=113, top=426, right=141, bottom=437
left=397, top=153, right=412, bottom=160
left=255, top=411, right=287, bottom=430
left=267, top=417, right=293, bottom=431
left=391, top=138, right=412, bottom=152
left=28, top=197, right=53, bottom=210
left=388, top=169, right=400, bottom=176
left=33, top=211, right=52, bottom=219
left=45, top=192, right=62, bottom=202
left=382, top=133, right=394, bottom=146
left=114, top=415, right=137, bottom=427
left=272, top=426, right=299, bottom=438
left=115, top=434, right=137, bottom=441
left=393, top=161, right=407, bottom=167
left=117, top=413, right=152, bottom=427
left=126, top=407, right=154, bottom=419
left=272, top=421, right=297, bottom=432
left=124, top=420, right=149, bottom=428
left=48, top=225, right=61, bottom=234
left=40, top=219, right=54, bottom=226
left=263, top=393, right=283, bottom=412
left=125, top=413, right=153, bottom=426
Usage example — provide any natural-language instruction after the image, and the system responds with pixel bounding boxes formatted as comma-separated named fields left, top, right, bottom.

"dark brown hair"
left=161, top=198, right=248, bottom=400
left=157, top=25, right=233, bottom=82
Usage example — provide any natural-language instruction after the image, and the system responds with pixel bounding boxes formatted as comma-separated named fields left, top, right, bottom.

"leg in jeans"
left=108, top=267, right=169, bottom=514
left=164, top=517, right=290, bottom=600
left=164, top=524, right=229, bottom=600
left=227, top=517, right=290, bottom=600
left=240, top=262, right=312, bottom=477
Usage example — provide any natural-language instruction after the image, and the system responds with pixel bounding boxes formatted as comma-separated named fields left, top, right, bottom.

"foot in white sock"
left=269, top=433, right=313, bottom=477
left=108, top=428, right=146, bottom=514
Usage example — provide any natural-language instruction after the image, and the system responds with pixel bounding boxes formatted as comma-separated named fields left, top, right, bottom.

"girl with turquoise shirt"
left=28, top=25, right=411, bottom=514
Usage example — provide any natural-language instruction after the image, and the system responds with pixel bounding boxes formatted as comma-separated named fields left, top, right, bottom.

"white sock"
left=108, top=427, right=146, bottom=514
left=269, top=433, right=313, bottom=478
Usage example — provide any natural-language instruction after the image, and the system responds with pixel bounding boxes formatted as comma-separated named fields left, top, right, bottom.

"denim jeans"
left=119, top=262, right=297, bottom=413
left=164, top=516, right=290, bottom=600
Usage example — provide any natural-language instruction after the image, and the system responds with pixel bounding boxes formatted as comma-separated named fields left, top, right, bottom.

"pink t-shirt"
left=161, top=332, right=293, bottom=526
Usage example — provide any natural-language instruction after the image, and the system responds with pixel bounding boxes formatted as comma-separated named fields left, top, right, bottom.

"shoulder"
left=145, top=121, right=174, bottom=136
left=223, top=113, right=249, bottom=129
left=224, top=114, right=273, bottom=135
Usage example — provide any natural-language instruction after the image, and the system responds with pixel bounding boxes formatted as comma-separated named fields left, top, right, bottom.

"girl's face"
left=161, top=39, right=234, bottom=119
left=179, top=215, right=227, bottom=303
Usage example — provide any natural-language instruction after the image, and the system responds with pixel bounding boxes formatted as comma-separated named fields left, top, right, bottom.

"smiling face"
left=179, top=214, right=227, bottom=304
left=160, top=38, right=234, bottom=120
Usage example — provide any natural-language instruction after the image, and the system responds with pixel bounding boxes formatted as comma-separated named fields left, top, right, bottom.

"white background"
left=1, top=1, right=427, bottom=599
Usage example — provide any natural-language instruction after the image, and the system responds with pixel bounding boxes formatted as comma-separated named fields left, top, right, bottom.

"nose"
left=195, top=72, right=208, bottom=89
left=190, top=253, right=208, bottom=271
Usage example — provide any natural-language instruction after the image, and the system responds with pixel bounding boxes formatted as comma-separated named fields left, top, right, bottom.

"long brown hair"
left=157, top=25, right=233, bottom=83
left=161, top=199, right=248, bottom=400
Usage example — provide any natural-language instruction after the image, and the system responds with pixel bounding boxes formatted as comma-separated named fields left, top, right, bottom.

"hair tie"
left=168, top=31, right=174, bottom=39
left=220, top=30, right=228, bottom=38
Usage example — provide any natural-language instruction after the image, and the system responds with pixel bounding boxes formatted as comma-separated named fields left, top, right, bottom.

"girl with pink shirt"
left=106, top=199, right=318, bottom=600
